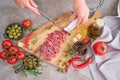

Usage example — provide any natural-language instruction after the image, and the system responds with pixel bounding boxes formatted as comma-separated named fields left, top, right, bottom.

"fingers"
left=13, top=0, right=26, bottom=8
left=77, top=14, right=89, bottom=27
left=70, top=12, right=88, bottom=27
left=28, top=4, right=41, bottom=15
left=76, top=12, right=85, bottom=27
left=28, top=0, right=40, bottom=15
left=69, top=12, right=77, bottom=22
left=30, top=0, right=38, bottom=8
left=81, top=15, right=88, bottom=24
left=77, top=15, right=83, bottom=27
left=14, top=0, right=40, bottom=15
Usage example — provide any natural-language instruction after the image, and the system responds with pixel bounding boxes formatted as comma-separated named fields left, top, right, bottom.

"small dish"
left=3, top=23, right=24, bottom=40
left=15, top=54, right=39, bottom=73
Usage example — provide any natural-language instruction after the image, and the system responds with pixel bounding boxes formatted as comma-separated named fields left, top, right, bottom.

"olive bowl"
left=3, top=23, right=24, bottom=40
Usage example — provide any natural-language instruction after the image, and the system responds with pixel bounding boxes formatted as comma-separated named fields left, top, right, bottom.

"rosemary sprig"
left=31, top=36, right=38, bottom=45
left=21, top=69, right=27, bottom=77
left=64, top=43, right=72, bottom=54
left=28, top=69, right=42, bottom=76
left=12, top=63, right=21, bottom=69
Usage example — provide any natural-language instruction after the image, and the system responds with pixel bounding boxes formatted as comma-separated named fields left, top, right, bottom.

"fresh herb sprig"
left=64, top=43, right=72, bottom=54
left=28, top=69, right=42, bottom=76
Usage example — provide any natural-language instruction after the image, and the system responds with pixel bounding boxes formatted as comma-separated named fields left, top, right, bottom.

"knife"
left=37, top=9, right=77, bottom=33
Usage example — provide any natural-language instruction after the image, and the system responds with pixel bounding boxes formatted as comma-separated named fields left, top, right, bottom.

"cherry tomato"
left=0, top=50, right=9, bottom=60
left=22, top=19, right=32, bottom=28
left=2, top=40, right=12, bottom=49
left=16, top=51, right=25, bottom=60
left=93, top=41, right=108, bottom=56
left=82, top=38, right=89, bottom=43
left=82, top=38, right=91, bottom=46
left=8, top=46, right=18, bottom=55
left=7, top=56, right=17, bottom=64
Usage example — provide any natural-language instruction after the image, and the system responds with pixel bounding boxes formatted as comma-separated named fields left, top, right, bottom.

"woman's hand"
left=70, top=0, right=89, bottom=27
left=14, top=0, right=40, bottom=15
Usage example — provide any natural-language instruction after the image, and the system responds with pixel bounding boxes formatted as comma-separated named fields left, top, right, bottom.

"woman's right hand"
left=70, top=0, right=89, bottom=27
left=14, top=0, right=40, bottom=15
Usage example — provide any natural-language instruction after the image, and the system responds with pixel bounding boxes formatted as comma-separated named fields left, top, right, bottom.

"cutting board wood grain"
left=18, top=11, right=102, bottom=68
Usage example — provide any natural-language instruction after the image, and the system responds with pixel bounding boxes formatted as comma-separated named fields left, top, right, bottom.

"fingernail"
left=36, top=11, right=41, bottom=15
left=35, top=5, right=38, bottom=8
left=38, top=12, right=41, bottom=16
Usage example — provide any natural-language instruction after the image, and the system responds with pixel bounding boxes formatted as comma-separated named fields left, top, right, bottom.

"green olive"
left=13, top=32, right=16, bottom=36
left=7, top=30, right=9, bottom=33
left=14, top=24, right=18, bottom=28
left=17, top=33, right=21, bottom=36
left=8, top=27, right=11, bottom=30
left=11, top=25, right=14, bottom=28
left=15, top=25, right=18, bottom=28
left=9, top=35, right=14, bottom=38
left=14, top=36, right=18, bottom=39
left=16, top=29, right=20, bottom=33
left=18, top=27, right=21, bottom=30
left=11, top=29, right=15, bottom=32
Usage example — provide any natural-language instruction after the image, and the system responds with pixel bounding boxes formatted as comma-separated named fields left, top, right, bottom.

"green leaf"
left=12, top=63, right=21, bottom=70
left=21, top=69, right=27, bottom=77
left=29, top=27, right=33, bottom=32
left=32, top=28, right=38, bottom=31
left=28, top=69, right=42, bottom=76
left=31, top=37, right=38, bottom=45
left=23, top=28, right=28, bottom=31
left=81, top=59, right=86, bottom=62
left=64, top=43, right=72, bottom=54
left=23, top=27, right=34, bottom=33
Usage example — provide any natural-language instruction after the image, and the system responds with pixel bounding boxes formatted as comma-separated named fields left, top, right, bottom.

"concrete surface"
left=0, top=0, right=119, bottom=80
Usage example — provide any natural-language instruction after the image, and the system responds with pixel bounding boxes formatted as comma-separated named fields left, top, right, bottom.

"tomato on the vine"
left=22, top=19, right=32, bottom=28
left=93, top=41, right=108, bottom=56
left=2, top=40, right=12, bottom=49
left=0, top=50, right=9, bottom=60
left=7, top=56, right=17, bottom=64
left=16, top=51, right=25, bottom=60
left=8, top=46, right=18, bottom=55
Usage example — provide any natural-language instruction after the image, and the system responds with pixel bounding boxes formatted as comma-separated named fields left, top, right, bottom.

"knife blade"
left=37, top=9, right=77, bottom=33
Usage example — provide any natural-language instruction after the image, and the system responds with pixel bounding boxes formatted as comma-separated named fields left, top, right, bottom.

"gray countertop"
left=0, top=0, right=118, bottom=80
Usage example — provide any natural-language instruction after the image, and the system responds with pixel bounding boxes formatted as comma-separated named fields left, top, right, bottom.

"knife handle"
left=64, top=19, right=78, bottom=32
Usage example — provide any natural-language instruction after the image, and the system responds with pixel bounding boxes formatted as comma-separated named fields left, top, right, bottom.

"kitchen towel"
left=86, top=0, right=120, bottom=80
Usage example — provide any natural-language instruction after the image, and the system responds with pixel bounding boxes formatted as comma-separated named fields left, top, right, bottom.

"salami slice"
left=40, top=30, right=67, bottom=61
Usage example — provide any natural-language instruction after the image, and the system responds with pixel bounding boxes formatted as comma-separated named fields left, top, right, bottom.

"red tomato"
left=93, top=41, right=108, bottom=56
left=16, top=51, right=25, bottom=60
left=0, top=50, right=9, bottom=60
left=82, top=38, right=91, bottom=46
left=7, top=56, right=17, bottom=64
left=8, top=46, right=18, bottom=55
left=2, top=40, right=12, bottom=49
left=22, top=19, right=32, bottom=28
left=82, top=38, right=89, bottom=43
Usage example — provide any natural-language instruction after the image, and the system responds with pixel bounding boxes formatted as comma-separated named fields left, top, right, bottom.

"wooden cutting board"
left=18, top=11, right=102, bottom=68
